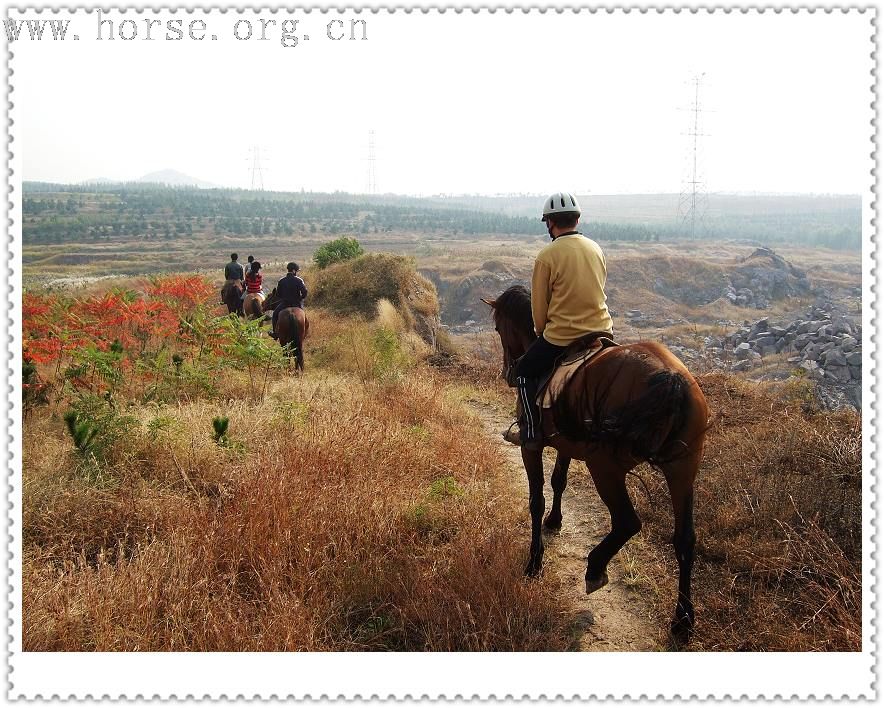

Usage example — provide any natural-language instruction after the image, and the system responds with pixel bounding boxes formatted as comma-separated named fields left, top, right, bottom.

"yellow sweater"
left=531, top=233, right=613, bottom=346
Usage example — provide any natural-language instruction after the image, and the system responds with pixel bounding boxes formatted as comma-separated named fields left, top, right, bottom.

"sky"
left=12, top=8, right=873, bottom=195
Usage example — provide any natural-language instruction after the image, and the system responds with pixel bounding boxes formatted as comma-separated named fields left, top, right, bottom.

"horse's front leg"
left=522, top=446, right=545, bottom=577
left=544, top=453, right=570, bottom=531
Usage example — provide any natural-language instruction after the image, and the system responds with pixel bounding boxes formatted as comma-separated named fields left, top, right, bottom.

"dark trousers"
left=515, top=336, right=566, bottom=443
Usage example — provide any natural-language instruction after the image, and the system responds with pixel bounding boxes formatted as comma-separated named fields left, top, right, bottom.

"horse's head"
left=482, top=285, right=537, bottom=382
left=262, top=287, right=279, bottom=311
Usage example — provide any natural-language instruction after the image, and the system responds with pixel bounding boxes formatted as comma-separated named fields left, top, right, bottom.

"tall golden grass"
left=626, top=373, right=861, bottom=651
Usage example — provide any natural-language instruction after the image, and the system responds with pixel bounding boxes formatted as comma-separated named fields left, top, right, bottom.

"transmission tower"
left=366, top=130, right=377, bottom=195
left=677, top=73, right=709, bottom=239
left=248, top=146, right=266, bottom=191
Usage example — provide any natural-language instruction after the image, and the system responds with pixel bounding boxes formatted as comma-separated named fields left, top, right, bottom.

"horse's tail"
left=284, top=309, right=301, bottom=350
left=553, top=367, right=691, bottom=466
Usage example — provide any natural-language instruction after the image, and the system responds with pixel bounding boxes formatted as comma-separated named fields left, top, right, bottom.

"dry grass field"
left=21, top=234, right=863, bottom=652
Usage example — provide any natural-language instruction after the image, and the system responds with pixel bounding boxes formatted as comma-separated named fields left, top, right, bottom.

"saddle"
left=537, top=332, right=618, bottom=409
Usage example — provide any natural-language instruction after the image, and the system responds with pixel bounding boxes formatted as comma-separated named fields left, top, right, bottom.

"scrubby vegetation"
left=21, top=271, right=570, bottom=651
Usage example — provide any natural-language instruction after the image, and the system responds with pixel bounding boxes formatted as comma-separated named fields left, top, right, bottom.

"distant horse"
left=483, top=285, right=709, bottom=641
left=243, top=293, right=265, bottom=320
left=221, top=280, right=244, bottom=316
left=263, top=288, right=309, bottom=371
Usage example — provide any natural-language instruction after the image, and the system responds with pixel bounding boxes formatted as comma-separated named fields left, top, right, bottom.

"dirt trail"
left=470, top=399, right=662, bottom=651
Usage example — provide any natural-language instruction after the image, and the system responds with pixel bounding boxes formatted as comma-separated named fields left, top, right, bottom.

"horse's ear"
left=480, top=297, right=496, bottom=309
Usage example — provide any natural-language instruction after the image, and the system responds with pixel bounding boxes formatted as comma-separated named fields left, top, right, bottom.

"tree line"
left=22, top=183, right=860, bottom=250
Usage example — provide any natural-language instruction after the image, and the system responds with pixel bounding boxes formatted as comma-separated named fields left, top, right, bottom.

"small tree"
left=313, top=237, right=364, bottom=269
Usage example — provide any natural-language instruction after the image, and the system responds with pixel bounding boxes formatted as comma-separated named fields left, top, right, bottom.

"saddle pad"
left=539, top=337, right=615, bottom=409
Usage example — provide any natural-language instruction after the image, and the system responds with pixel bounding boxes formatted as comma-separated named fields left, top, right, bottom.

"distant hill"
left=137, top=169, right=219, bottom=189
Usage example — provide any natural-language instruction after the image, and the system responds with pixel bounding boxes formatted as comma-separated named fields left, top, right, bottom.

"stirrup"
left=502, top=420, right=522, bottom=446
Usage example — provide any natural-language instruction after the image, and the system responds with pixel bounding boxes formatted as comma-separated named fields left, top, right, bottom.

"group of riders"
left=223, top=253, right=308, bottom=340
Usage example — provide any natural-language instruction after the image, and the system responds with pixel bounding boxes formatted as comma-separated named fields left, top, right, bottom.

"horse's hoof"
left=670, top=607, right=695, bottom=645
left=585, top=572, right=609, bottom=594
left=542, top=515, right=562, bottom=532
left=524, top=556, right=543, bottom=578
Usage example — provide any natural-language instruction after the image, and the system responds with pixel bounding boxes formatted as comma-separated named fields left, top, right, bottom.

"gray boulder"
left=734, top=342, right=753, bottom=360
left=839, top=336, right=858, bottom=352
left=822, top=349, right=848, bottom=368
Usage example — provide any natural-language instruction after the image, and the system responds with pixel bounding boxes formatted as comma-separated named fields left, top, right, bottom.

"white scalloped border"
left=2, top=3, right=877, bottom=700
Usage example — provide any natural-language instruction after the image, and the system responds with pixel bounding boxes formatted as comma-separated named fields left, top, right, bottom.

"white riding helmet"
left=541, top=192, right=581, bottom=221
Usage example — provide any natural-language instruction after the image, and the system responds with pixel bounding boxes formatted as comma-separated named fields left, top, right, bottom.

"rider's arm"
left=530, top=259, right=552, bottom=336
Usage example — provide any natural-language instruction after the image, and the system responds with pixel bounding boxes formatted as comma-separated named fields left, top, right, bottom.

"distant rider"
left=269, top=262, right=308, bottom=339
left=224, top=253, right=245, bottom=283
left=505, top=192, right=613, bottom=449
left=222, top=252, right=245, bottom=303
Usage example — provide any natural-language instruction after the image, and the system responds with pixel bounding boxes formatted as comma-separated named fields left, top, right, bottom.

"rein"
left=497, top=318, right=533, bottom=387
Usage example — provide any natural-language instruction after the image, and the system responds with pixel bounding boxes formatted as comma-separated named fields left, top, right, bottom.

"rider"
left=505, top=192, right=613, bottom=449
left=224, top=253, right=245, bottom=283
left=222, top=253, right=245, bottom=303
left=244, top=260, right=265, bottom=302
left=269, top=262, right=308, bottom=339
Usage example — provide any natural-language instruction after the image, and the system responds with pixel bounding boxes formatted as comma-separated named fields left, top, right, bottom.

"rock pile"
left=724, top=247, right=811, bottom=309
left=726, top=304, right=862, bottom=408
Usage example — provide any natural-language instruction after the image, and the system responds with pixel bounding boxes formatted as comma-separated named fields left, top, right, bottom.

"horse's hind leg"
left=585, top=461, right=642, bottom=594
left=543, top=453, right=571, bottom=531
left=293, top=322, right=304, bottom=372
left=663, top=454, right=699, bottom=641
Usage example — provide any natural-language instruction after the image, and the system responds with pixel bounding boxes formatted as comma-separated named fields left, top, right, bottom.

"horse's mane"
left=494, top=285, right=534, bottom=338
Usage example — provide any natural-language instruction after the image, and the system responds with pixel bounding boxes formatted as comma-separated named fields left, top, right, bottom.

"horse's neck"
left=515, top=332, right=537, bottom=358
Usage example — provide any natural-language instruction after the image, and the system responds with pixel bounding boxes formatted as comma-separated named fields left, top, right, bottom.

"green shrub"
left=212, top=416, right=230, bottom=445
left=313, top=236, right=364, bottom=269
left=66, top=394, right=136, bottom=464
left=63, top=410, right=99, bottom=458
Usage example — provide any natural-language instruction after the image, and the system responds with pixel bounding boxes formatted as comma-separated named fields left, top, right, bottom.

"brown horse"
left=484, top=285, right=709, bottom=641
left=243, top=293, right=265, bottom=320
left=221, top=280, right=244, bottom=316
left=263, top=288, right=309, bottom=371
